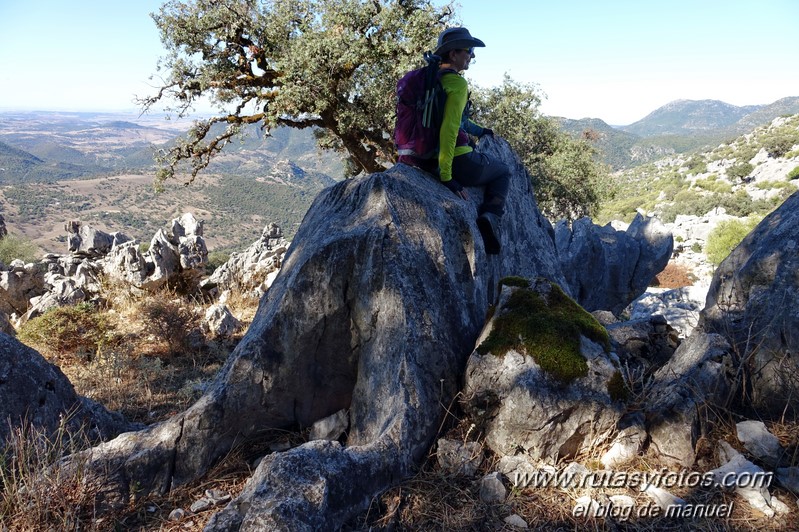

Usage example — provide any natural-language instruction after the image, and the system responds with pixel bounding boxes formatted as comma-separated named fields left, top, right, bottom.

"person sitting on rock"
left=434, top=27, right=510, bottom=254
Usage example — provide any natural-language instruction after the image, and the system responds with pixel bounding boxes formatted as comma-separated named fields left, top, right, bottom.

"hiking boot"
left=477, top=212, right=501, bottom=255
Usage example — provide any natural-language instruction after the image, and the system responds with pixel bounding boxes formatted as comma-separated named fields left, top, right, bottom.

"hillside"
left=559, top=96, right=799, bottom=170
left=598, top=114, right=799, bottom=228
left=0, top=111, right=344, bottom=253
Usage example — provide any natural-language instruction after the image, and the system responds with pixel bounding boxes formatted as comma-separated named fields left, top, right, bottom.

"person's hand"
left=480, top=127, right=494, bottom=138
left=442, top=178, right=469, bottom=200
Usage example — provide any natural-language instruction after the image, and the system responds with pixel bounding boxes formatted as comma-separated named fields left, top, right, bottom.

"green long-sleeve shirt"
left=438, top=71, right=484, bottom=182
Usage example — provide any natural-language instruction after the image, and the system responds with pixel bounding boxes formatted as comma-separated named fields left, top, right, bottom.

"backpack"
left=394, top=53, right=448, bottom=167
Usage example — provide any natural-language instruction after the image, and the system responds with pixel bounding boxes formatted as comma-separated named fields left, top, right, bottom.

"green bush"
left=763, top=133, right=799, bottom=158
left=788, top=166, right=799, bottom=180
left=695, top=176, right=732, bottom=194
left=206, top=251, right=230, bottom=275
left=17, top=303, right=111, bottom=359
left=686, top=155, right=707, bottom=175
left=727, top=162, right=754, bottom=181
left=706, top=216, right=762, bottom=266
left=0, top=234, right=39, bottom=264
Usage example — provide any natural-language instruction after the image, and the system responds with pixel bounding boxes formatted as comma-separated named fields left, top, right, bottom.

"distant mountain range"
left=0, top=111, right=343, bottom=185
left=557, top=96, right=799, bottom=170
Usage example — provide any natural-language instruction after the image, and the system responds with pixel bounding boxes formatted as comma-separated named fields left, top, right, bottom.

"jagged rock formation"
left=555, top=214, right=673, bottom=315
left=0, top=332, right=134, bottom=445
left=200, top=223, right=288, bottom=298
left=0, top=213, right=209, bottom=326
left=701, top=189, right=799, bottom=416
left=75, top=137, right=570, bottom=528
left=644, top=331, right=734, bottom=467
left=66, top=220, right=132, bottom=256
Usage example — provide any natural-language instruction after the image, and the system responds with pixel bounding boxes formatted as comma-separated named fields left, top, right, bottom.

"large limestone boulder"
left=645, top=331, right=734, bottom=467
left=66, top=220, right=131, bottom=256
left=555, top=213, right=673, bottom=315
left=701, top=189, right=799, bottom=415
left=463, top=278, right=623, bottom=463
left=0, top=332, right=132, bottom=445
left=0, top=261, right=45, bottom=317
left=141, top=213, right=208, bottom=290
left=75, top=137, right=567, bottom=528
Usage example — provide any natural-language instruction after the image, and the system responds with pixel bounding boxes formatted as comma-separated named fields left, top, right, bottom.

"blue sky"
left=1, top=0, right=797, bottom=125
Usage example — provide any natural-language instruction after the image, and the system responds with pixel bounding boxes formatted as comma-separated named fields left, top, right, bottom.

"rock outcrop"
left=556, top=214, right=673, bottom=315
left=0, top=213, right=209, bottom=326
left=0, top=332, right=133, bottom=445
left=200, top=223, right=288, bottom=298
left=76, top=137, right=569, bottom=528
left=701, top=189, right=799, bottom=416
left=66, top=221, right=131, bottom=256
left=463, top=278, right=623, bottom=464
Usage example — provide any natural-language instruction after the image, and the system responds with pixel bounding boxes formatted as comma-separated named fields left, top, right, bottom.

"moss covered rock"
left=465, top=277, right=623, bottom=462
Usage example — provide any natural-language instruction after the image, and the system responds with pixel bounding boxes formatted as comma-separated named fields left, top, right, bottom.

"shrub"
left=206, top=250, right=230, bottom=275
left=139, top=297, right=197, bottom=355
left=0, top=234, right=39, bottom=264
left=695, top=176, right=732, bottom=194
left=727, top=162, right=754, bottom=181
left=788, top=166, right=799, bottom=180
left=686, top=155, right=707, bottom=175
left=17, top=303, right=112, bottom=360
left=706, top=216, right=762, bottom=266
left=653, top=263, right=696, bottom=289
left=763, top=134, right=799, bottom=158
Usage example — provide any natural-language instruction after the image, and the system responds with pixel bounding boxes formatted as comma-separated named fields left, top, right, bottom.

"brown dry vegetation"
left=653, top=262, right=697, bottom=289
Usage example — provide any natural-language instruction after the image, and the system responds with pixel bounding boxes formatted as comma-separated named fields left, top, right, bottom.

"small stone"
left=190, top=498, right=213, bottom=513
left=437, top=438, right=483, bottom=476
left=736, top=420, right=783, bottom=465
left=168, top=508, right=186, bottom=521
left=601, top=424, right=645, bottom=468
left=573, top=496, right=600, bottom=517
left=643, top=485, right=685, bottom=511
left=503, top=513, right=528, bottom=528
left=205, top=488, right=232, bottom=505
left=309, top=409, right=349, bottom=441
left=609, top=494, right=636, bottom=510
left=479, top=472, right=507, bottom=503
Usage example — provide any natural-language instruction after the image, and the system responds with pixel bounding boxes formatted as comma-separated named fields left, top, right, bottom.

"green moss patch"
left=607, top=370, right=629, bottom=402
left=478, top=280, right=610, bottom=384
left=498, top=276, right=531, bottom=289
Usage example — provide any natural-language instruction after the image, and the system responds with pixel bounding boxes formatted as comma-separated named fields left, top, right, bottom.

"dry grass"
left=653, top=262, right=697, bottom=289
left=0, top=416, right=105, bottom=531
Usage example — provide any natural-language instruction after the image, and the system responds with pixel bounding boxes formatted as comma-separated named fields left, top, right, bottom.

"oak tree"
left=141, top=0, right=455, bottom=185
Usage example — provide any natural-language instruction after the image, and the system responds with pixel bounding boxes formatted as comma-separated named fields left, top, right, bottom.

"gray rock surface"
left=0, top=332, right=132, bottom=445
left=701, top=189, right=799, bottom=415
left=463, top=279, right=622, bottom=464
left=201, top=303, right=241, bottom=339
left=76, top=137, right=568, bottom=528
left=66, top=220, right=130, bottom=256
left=201, top=223, right=288, bottom=298
left=646, top=331, right=734, bottom=467
left=555, top=213, right=673, bottom=315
